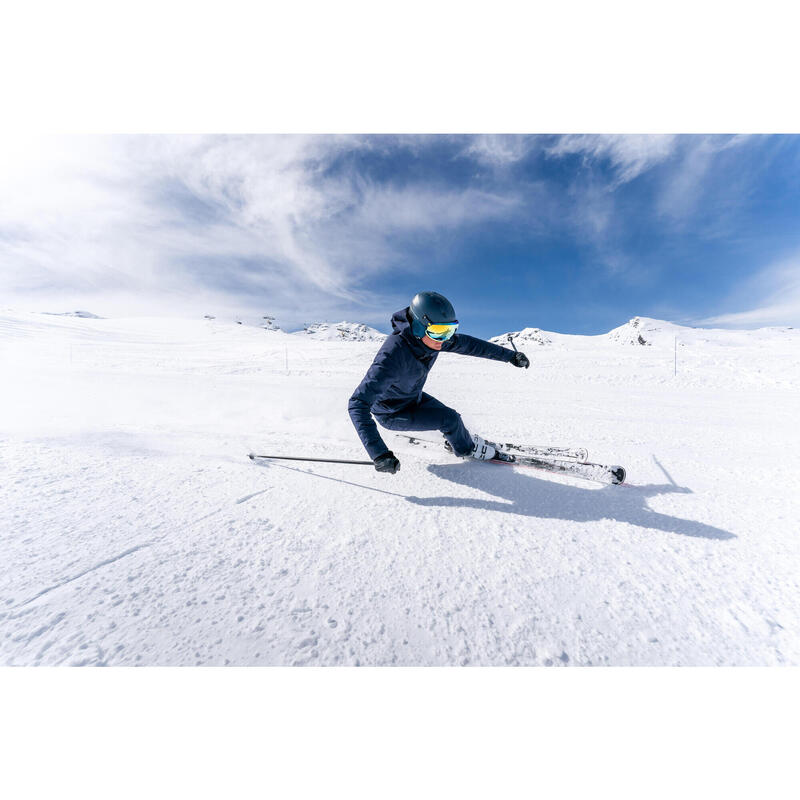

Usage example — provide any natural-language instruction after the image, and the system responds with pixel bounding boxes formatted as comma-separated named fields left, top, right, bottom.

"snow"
left=41, top=310, right=104, bottom=319
left=2, top=308, right=799, bottom=665
left=201, top=313, right=283, bottom=330
left=294, top=321, right=387, bottom=341
left=490, top=327, right=553, bottom=346
left=494, top=315, right=798, bottom=351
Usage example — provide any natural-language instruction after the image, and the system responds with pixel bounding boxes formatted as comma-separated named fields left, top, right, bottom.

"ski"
left=395, top=433, right=588, bottom=462
left=489, top=449, right=626, bottom=486
left=495, top=441, right=588, bottom=463
left=395, top=434, right=624, bottom=485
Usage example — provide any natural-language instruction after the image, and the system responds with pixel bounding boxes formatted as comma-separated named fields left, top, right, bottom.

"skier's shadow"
left=408, top=461, right=736, bottom=541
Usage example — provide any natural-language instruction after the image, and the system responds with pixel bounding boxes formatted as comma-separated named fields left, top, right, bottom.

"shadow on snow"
left=408, top=461, right=735, bottom=541
left=262, top=458, right=735, bottom=541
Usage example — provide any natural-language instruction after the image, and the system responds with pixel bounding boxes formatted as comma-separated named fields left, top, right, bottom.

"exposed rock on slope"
left=294, top=322, right=387, bottom=341
left=490, top=327, right=553, bottom=346
left=606, top=316, right=657, bottom=345
left=42, top=310, right=104, bottom=319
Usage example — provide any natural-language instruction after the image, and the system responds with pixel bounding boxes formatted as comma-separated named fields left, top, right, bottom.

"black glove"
left=510, top=351, right=530, bottom=368
left=374, top=450, right=400, bottom=474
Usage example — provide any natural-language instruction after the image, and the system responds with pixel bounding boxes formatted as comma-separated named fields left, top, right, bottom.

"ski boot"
left=445, top=433, right=497, bottom=460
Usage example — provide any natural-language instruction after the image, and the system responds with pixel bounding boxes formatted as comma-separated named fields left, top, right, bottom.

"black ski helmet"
left=408, top=291, right=458, bottom=338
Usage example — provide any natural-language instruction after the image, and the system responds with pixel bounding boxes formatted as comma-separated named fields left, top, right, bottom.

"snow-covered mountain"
left=603, top=316, right=712, bottom=346
left=294, top=321, right=387, bottom=342
left=42, top=310, right=104, bottom=319
left=2, top=308, right=799, bottom=667
left=490, top=327, right=553, bottom=346
left=493, top=315, right=797, bottom=349
left=605, top=316, right=796, bottom=348
left=606, top=316, right=659, bottom=345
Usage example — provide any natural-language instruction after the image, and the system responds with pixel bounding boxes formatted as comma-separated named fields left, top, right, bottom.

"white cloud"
left=699, top=251, right=800, bottom=328
left=0, top=135, right=521, bottom=326
left=537, top=135, right=681, bottom=275
left=701, top=301, right=800, bottom=327
left=546, top=134, right=679, bottom=184
left=542, top=134, right=759, bottom=278
left=350, top=183, right=519, bottom=232
left=656, top=135, right=751, bottom=221
left=1, top=134, right=776, bottom=328
left=462, top=135, right=535, bottom=167
left=545, top=135, right=753, bottom=218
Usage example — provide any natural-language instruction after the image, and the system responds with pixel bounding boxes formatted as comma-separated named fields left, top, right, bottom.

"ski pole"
left=248, top=453, right=374, bottom=465
left=507, top=334, right=518, bottom=352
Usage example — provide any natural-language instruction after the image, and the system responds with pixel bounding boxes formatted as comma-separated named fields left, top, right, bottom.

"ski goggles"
left=425, top=322, right=459, bottom=341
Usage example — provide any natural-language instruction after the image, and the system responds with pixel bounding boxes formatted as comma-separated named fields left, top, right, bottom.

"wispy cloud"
left=461, top=135, right=536, bottom=167
left=699, top=249, right=800, bottom=327
left=546, top=134, right=679, bottom=185
left=350, top=183, right=519, bottom=233
left=2, top=134, right=795, bottom=333
left=0, top=135, right=522, bottom=325
left=656, top=135, right=751, bottom=222
left=541, top=134, right=761, bottom=280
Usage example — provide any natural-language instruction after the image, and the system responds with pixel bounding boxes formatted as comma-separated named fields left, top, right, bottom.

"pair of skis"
left=395, top=434, right=626, bottom=485
left=249, top=437, right=627, bottom=486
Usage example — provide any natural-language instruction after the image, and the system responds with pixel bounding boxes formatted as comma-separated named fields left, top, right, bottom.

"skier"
left=348, top=291, right=530, bottom=474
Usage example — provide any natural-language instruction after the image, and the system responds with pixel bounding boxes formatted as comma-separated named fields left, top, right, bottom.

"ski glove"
left=374, top=450, right=400, bottom=474
left=510, top=351, right=530, bottom=368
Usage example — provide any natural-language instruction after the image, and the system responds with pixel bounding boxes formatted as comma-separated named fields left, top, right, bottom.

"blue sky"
left=2, top=134, right=799, bottom=337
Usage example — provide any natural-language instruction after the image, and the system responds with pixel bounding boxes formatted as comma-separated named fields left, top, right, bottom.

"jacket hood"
left=390, top=307, right=412, bottom=336
left=391, top=307, right=433, bottom=358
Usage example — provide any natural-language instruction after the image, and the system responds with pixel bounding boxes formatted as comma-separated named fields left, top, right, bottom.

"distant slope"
left=41, top=310, right=104, bottom=319
left=489, top=327, right=553, bottom=346
left=605, top=317, right=685, bottom=346
left=203, top=314, right=283, bottom=331
left=492, top=316, right=798, bottom=348
left=293, top=321, right=387, bottom=342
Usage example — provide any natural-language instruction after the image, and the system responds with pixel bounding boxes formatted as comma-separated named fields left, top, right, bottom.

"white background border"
left=2, top=1, right=798, bottom=796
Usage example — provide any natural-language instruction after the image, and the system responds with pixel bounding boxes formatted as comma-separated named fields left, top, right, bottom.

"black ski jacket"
left=348, top=308, right=514, bottom=459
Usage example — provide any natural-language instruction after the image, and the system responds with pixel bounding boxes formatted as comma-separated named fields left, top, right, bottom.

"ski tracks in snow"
left=3, top=309, right=800, bottom=666
left=0, top=440, right=288, bottom=665
left=3, top=433, right=799, bottom=666
left=1, top=437, right=397, bottom=666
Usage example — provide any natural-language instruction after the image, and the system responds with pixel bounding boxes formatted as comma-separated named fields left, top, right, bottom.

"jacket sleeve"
left=442, top=333, right=515, bottom=363
left=348, top=352, right=395, bottom=460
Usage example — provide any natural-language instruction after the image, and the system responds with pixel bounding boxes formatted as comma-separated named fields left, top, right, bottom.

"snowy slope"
left=2, top=309, right=799, bottom=666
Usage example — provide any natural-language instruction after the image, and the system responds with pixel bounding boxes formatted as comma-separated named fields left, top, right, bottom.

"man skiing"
left=348, top=291, right=530, bottom=474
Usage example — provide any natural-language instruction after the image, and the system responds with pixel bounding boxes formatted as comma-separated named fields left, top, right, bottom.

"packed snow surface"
left=2, top=310, right=799, bottom=666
